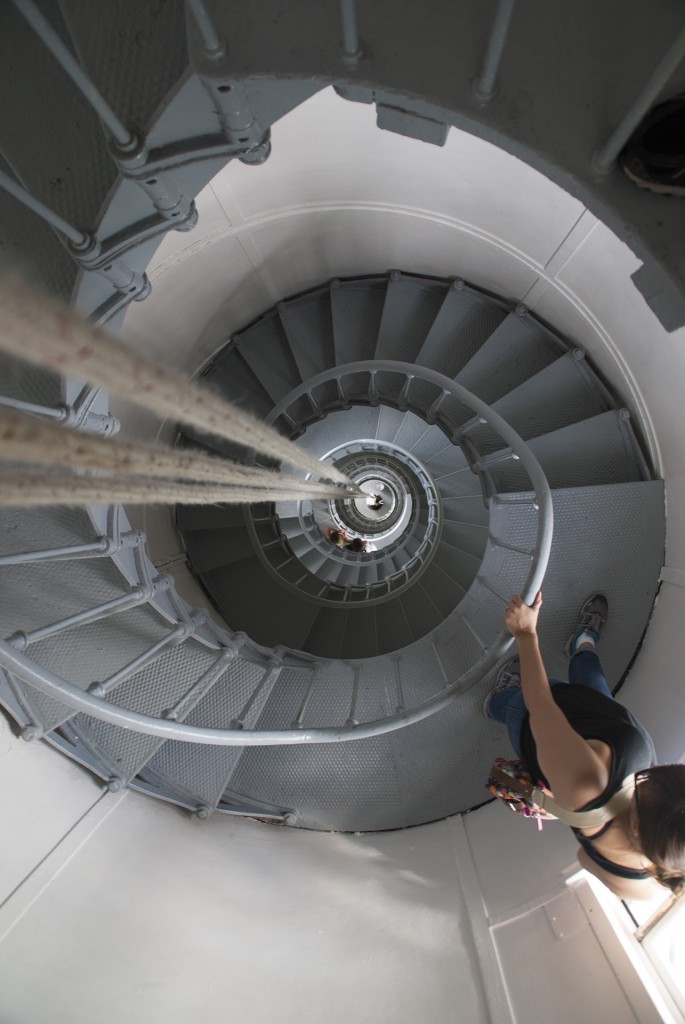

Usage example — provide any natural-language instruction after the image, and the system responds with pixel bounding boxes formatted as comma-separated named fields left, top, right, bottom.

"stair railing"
left=247, top=442, right=443, bottom=605
left=0, top=361, right=553, bottom=745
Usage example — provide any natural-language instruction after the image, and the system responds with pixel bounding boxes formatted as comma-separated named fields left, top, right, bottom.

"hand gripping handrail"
left=0, top=362, right=552, bottom=745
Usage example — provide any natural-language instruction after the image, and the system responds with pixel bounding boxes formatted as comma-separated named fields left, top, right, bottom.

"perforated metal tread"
left=483, top=411, right=647, bottom=493
left=374, top=275, right=449, bottom=362
left=464, top=352, right=612, bottom=457
left=236, top=312, right=303, bottom=404
left=330, top=278, right=388, bottom=364
left=222, top=480, right=664, bottom=830
left=414, top=286, right=507, bottom=378
left=456, top=310, right=566, bottom=405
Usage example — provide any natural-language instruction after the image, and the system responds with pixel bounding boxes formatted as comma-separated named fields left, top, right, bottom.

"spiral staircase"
left=0, top=1, right=671, bottom=832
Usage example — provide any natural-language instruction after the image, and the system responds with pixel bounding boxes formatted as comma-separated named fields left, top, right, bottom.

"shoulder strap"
left=491, top=768, right=635, bottom=827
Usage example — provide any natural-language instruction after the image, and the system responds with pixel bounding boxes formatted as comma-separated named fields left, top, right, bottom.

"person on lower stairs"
left=484, top=591, right=685, bottom=900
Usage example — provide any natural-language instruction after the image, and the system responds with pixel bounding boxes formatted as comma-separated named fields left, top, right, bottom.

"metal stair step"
left=342, top=606, right=379, bottom=659
left=374, top=404, right=408, bottom=442
left=440, top=520, right=489, bottom=561
left=278, top=287, right=337, bottom=380
left=457, top=480, right=665, bottom=685
left=177, top=430, right=249, bottom=465
left=141, top=656, right=272, bottom=808
left=183, top=526, right=252, bottom=574
left=298, top=547, right=330, bottom=575
left=235, top=311, right=303, bottom=404
left=374, top=274, right=449, bottom=361
left=303, top=607, right=351, bottom=660
left=417, top=561, right=467, bottom=615
left=421, top=442, right=474, bottom=483
left=208, top=556, right=322, bottom=650
left=63, top=640, right=222, bottom=783
left=414, top=286, right=507, bottom=378
left=396, top=584, right=443, bottom=641
left=176, top=504, right=247, bottom=532
left=11, top=604, right=172, bottom=734
left=391, top=414, right=437, bottom=454
left=292, top=406, right=383, bottom=458
left=483, top=410, right=648, bottom=493
left=441, top=494, right=490, bottom=528
left=330, top=277, right=388, bottom=364
left=462, top=351, right=612, bottom=458
left=434, top=540, right=483, bottom=594
left=201, top=347, right=274, bottom=420
left=456, top=310, right=565, bottom=406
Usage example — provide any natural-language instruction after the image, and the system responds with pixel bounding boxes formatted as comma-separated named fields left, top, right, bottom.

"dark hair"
left=345, top=537, right=365, bottom=552
left=635, top=765, right=685, bottom=895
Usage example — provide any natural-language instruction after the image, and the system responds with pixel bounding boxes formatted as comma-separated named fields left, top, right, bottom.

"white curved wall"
left=118, top=86, right=685, bottom=763
left=3, top=85, right=682, bottom=1024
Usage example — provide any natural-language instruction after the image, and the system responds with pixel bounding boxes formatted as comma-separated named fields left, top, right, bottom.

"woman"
left=484, top=592, right=685, bottom=900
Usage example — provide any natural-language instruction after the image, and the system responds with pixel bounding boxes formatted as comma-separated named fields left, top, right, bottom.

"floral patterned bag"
left=486, top=758, right=636, bottom=831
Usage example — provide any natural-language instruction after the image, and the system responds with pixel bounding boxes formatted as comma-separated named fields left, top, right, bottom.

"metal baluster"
left=593, top=24, right=685, bottom=173
left=185, top=0, right=226, bottom=59
left=392, top=656, right=406, bottom=712
left=5, top=578, right=170, bottom=651
left=478, top=447, right=520, bottom=469
left=472, top=0, right=516, bottom=102
left=0, top=168, right=148, bottom=299
left=65, top=386, right=119, bottom=438
left=232, top=654, right=284, bottom=729
left=397, top=374, right=414, bottom=411
left=367, top=370, right=379, bottom=406
left=290, top=663, right=320, bottom=728
left=164, top=641, right=243, bottom=721
left=431, top=641, right=450, bottom=689
left=13, top=0, right=196, bottom=230
left=185, top=0, right=271, bottom=164
left=12, top=0, right=132, bottom=145
left=339, top=0, right=363, bottom=66
left=0, top=167, right=87, bottom=245
left=427, top=389, right=449, bottom=424
left=0, top=530, right=139, bottom=567
left=88, top=626, right=189, bottom=698
left=346, top=664, right=361, bottom=725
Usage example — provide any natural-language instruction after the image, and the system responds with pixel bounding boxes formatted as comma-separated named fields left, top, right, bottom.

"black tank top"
left=518, top=684, right=655, bottom=808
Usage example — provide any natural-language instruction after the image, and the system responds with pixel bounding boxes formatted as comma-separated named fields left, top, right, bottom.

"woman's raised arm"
left=506, top=594, right=610, bottom=810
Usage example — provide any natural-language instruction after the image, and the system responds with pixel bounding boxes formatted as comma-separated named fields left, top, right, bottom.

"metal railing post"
left=0, top=168, right=88, bottom=246
left=472, top=0, right=516, bottom=102
left=186, top=0, right=226, bottom=59
left=11, top=0, right=134, bottom=147
left=339, top=0, right=363, bottom=66
left=88, top=627, right=190, bottom=698
left=593, top=24, right=685, bottom=173
left=13, top=0, right=196, bottom=232
left=5, top=578, right=170, bottom=651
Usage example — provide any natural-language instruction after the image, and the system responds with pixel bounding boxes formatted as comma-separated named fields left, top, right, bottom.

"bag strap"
left=490, top=767, right=635, bottom=827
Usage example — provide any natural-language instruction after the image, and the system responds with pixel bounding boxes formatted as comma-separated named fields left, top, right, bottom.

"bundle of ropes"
left=0, top=273, right=360, bottom=507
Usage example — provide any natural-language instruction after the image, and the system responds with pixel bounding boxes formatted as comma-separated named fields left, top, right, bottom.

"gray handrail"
left=0, top=362, right=552, bottom=745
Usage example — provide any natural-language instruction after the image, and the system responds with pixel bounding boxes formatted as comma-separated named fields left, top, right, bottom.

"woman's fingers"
left=504, top=592, right=543, bottom=636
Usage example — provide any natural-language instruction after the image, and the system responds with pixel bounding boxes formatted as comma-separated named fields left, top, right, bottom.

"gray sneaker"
left=565, top=594, right=608, bottom=658
left=483, top=657, right=521, bottom=718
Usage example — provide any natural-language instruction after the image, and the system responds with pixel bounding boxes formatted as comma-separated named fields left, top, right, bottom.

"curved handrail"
left=0, top=361, right=553, bottom=745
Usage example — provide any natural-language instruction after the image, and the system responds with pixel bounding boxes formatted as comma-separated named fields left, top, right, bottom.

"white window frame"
left=566, top=870, right=685, bottom=1024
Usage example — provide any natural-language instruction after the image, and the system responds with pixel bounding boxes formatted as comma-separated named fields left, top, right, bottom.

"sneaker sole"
left=623, top=163, right=685, bottom=197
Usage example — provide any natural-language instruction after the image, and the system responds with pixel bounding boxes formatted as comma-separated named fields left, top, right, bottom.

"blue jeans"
left=487, top=650, right=613, bottom=759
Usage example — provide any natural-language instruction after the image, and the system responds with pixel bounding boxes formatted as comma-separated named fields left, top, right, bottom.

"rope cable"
left=0, top=272, right=350, bottom=486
